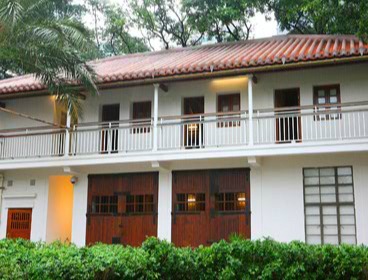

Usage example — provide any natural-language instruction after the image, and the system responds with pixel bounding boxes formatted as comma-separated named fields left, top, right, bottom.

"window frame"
left=217, top=93, right=241, bottom=127
left=174, top=193, right=206, bottom=214
left=132, top=101, right=152, bottom=133
left=313, top=84, right=341, bottom=121
left=91, top=195, right=118, bottom=215
left=125, top=194, right=155, bottom=215
left=303, top=166, right=357, bottom=245
left=214, top=192, right=247, bottom=213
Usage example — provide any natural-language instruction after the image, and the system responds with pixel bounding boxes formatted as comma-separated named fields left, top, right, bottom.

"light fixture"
left=187, top=124, right=198, bottom=131
left=237, top=197, right=246, bottom=202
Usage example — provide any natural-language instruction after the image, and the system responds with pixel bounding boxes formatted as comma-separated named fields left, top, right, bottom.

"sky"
left=76, top=0, right=279, bottom=50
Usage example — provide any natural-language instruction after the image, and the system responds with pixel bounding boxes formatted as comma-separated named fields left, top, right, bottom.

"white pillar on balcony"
left=153, top=84, right=159, bottom=151
left=248, top=75, right=254, bottom=146
left=64, top=109, right=71, bottom=156
left=157, top=169, right=172, bottom=241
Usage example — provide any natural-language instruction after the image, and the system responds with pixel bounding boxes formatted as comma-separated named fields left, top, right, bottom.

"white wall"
left=0, top=171, right=50, bottom=241
left=46, top=176, right=73, bottom=243
left=0, top=96, right=56, bottom=130
left=251, top=152, right=368, bottom=244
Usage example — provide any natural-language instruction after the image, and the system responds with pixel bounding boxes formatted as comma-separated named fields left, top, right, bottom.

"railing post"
left=153, top=83, right=159, bottom=151
left=64, top=110, right=71, bottom=157
left=247, top=75, right=254, bottom=146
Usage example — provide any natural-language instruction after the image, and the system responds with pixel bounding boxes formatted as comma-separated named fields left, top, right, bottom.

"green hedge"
left=0, top=237, right=367, bottom=280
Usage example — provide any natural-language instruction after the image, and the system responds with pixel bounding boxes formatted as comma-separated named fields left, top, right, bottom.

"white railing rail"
left=69, top=118, right=153, bottom=155
left=253, top=101, right=368, bottom=144
left=158, top=111, right=248, bottom=150
left=0, top=126, right=66, bottom=160
left=1, top=102, right=368, bottom=160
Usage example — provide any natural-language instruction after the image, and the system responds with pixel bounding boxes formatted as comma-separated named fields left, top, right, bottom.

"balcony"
left=1, top=102, right=368, bottom=161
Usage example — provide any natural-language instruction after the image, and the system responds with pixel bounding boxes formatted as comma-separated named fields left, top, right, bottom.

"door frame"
left=101, top=104, right=120, bottom=152
left=171, top=168, right=251, bottom=247
left=183, top=96, right=205, bottom=148
left=6, top=208, right=33, bottom=240
left=274, top=88, right=302, bottom=143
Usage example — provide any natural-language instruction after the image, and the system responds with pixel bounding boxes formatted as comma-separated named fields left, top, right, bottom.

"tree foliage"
left=0, top=0, right=98, bottom=117
left=85, top=0, right=150, bottom=56
left=129, top=0, right=204, bottom=49
left=183, top=0, right=259, bottom=43
left=264, top=0, right=368, bottom=40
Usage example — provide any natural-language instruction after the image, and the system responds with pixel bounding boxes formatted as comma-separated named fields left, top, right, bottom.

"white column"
left=64, top=110, right=71, bottom=156
left=157, top=170, right=172, bottom=241
left=248, top=75, right=254, bottom=146
left=71, top=174, right=88, bottom=246
left=153, top=84, right=159, bottom=151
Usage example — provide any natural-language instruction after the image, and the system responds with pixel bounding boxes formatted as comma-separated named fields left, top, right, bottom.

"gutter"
left=1, top=55, right=368, bottom=100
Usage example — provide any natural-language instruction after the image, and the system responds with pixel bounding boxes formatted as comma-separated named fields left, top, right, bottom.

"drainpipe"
left=0, top=174, right=4, bottom=224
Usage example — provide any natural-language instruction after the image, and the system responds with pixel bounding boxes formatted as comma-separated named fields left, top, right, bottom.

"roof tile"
left=1, top=34, right=368, bottom=96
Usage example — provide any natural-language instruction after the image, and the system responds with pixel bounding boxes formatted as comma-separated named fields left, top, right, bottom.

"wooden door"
left=86, top=172, right=158, bottom=246
left=120, top=173, right=158, bottom=246
left=101, top=104, right=120, bottom=152
left=209, top=169, right=250, bottom=244
left=6, top=208, right=32, bottom=239
left=172, top=169, right=250, bottom=247
left=275, top=88, right=301, bottom=143
left=183, top=97, right=204, bottom=148
left=172, top=170, right=209, bottom=247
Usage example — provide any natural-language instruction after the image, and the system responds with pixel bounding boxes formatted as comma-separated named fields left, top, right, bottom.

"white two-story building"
left=0, top=34, right=367, bottom=247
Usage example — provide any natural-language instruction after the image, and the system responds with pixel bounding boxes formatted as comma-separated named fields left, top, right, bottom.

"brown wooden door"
left=101, top=104, right=120, bottom=152
left=209, top=169, right=250, bottom=244
left=275, top=88, right=302, bottom=143
left=6, top=208, right=32, bottom=240
left=86, top=172, right=158, bottom=246
left=183, top=97, right=204, bottom=148
left=172, top=170, right=210, bottom=247
left=172, top=169, right=250, bottom=247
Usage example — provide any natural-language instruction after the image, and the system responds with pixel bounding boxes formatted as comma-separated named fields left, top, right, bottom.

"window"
left=91, top=195, right=118, bottom=214
left=176, top=193, right=205, bottom=212
left=313, top=85, right=341, bottom=120
left=218, top=94, right=240, bottom=113
left=215, top=192, right=246, bottom=212
left=132, top=101, right=151, bottom=133
left=303, top=167, right=356, bottom=245
left=217, top=94, right=241, bottom=127
left=126, top=194, right=154, bottom=214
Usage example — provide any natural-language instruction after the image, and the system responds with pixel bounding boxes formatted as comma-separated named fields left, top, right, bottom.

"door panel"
left=101, top=104, right=120, bottom=152
left=183, top=97, right=204, bottom=148
left=275, top=89, right=302, bottom=143
left=6, top=208, right=32, bottom=240
left=86, top=172, right=158, bottom=246
left=172, top=169, right=250, bottom=247
left=172, top=170, right=209, bottom=247
left=209, top=169, right=250, bottom=243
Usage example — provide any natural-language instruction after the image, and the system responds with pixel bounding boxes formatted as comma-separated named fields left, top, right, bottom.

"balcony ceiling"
left=1, top=34, right=368, bottom=97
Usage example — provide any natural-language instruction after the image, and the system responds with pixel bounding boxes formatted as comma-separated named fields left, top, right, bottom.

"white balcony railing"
left=158, top=112, right=248, bottom=150
left=0, top=102, right=368, bottom=160
left=0, top=127, right=65, bottom=160
left=253, top=102, right=368, bottom=145
left=69, top=119, right=153, bottom=155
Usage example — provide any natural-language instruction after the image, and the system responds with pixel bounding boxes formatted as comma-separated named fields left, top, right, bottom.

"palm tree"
left=0, top=0, right=98, bottom=120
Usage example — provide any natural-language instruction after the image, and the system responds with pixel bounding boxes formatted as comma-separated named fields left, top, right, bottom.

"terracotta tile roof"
left=1, top=34, right=368, bottom=96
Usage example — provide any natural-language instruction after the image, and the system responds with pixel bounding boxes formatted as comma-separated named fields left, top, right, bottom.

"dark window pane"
left=126, top=195, right=134, bottom=203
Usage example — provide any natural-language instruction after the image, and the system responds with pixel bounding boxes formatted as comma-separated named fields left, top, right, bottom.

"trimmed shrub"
left=0, top=237, right=367, bottom=279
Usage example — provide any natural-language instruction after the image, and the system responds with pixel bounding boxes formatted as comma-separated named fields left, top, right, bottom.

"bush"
left=0, top=237, right=367, bottom=279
